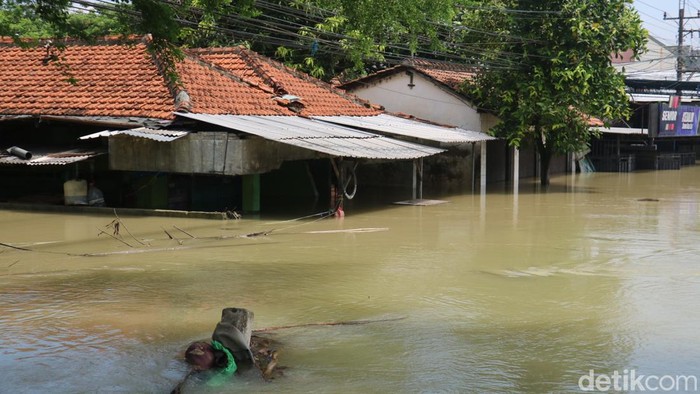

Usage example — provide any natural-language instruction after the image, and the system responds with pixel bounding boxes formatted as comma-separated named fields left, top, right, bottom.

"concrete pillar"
left=480, top=141, right=487, bottom=191
left=212, top=307, right=254, bottom=363
left=570, top=152, right=576, bottom=174
left=412, top=158, right=423, bottom=200
left=242, top=174, right=260, bottom=213
left=513, top=147, right=519, bottom=190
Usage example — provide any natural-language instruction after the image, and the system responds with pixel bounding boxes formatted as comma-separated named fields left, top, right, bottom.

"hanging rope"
left=340, top=161, right=358, bottom=200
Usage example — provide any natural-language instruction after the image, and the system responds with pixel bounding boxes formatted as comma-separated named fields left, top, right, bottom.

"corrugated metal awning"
left=312, top=114, right=496, bottom=144
left=174, top=113, right=444, bottom=159
left=601, top=127, right=648, bottom=135
left=80, top=127, right=189, bottom=142
left=0, top=115, right=33, bottom=122
left=0, top=148, right=106, bottom=166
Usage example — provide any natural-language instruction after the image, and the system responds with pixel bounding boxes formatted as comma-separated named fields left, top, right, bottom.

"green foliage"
left=131, top=0, right=179, bottom=42
left=0, top=0, right=54, bottom=39
left=1, top=0, right=464, bottom=79
left=295, top=0, right=460, bottom=71
left=65, top=11, right=122, bottom=39
left=462, top=0, right=647, bottom=184
left=1, top=1, right=124, bottom=41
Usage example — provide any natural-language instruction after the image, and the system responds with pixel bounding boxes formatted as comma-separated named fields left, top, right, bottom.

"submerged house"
left=339, top=59, right=574, bottom=189
left=0, top=36, right=486, bottom=213
left=342, top=59, right=622, bottom=184
left=340, top=59, right=502, bottom=190
left=598, top=34, right=700, bottom=172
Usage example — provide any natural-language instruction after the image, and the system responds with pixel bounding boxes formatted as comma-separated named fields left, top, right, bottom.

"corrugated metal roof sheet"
left=312, top=114, right=496, bottom=144
left=80, top=127, right=189, bottom=142
left=601, top=127, right=649, bottom=135
left=175, top=113, right=444, bottom=159
left=0, top=148, right=105, bottom=166
left=0, top=115, right=32, bottom=122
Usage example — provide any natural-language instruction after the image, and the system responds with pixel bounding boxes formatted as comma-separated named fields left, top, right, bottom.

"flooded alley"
left=1, top=167, right=700, bottom=393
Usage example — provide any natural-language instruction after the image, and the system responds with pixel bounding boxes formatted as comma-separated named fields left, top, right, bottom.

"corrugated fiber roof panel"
left=174, top=113, right=444, bottom=159
left=313, top=114, right=496, bottom=144
left=80, top=127, right=189, bottom=142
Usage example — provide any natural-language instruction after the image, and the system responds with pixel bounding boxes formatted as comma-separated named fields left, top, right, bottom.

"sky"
left=632, top=0, right=700, bottom=46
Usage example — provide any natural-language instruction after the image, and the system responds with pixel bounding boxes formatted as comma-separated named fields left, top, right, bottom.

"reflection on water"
left=2, top=168, right=700, bottom=392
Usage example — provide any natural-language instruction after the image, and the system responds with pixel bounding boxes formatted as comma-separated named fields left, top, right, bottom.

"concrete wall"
left=613, top=36, right=676, bottom=79
left=346, top=72, right=497, bottom=190
left=518, top=144, right=542, bottom=179
left=347, top=72, right=483, bottom=132
left=486, top=140, right=567, bottom=184
left=486, top=140, right=508, bottom=183
left=109, top=132, right=318, bottom=175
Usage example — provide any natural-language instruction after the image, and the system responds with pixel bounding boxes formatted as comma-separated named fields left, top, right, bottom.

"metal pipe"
left=7, top=146, right=32, bottom=160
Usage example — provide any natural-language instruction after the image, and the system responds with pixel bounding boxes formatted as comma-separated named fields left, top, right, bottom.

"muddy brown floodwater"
left=1, top=168, right=700, bottom=393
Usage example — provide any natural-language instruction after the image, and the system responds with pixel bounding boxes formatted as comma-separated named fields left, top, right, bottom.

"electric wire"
left=55, top=0, right=661, bottom=74
left=73, top=0, right=556, bottom=69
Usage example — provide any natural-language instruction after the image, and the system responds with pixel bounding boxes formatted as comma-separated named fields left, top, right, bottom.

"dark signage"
left=658, top=103, right=700, bottom=137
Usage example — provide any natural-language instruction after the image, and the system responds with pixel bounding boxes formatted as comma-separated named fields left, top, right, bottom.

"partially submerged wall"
left=108, top=132, right=318, bottom=175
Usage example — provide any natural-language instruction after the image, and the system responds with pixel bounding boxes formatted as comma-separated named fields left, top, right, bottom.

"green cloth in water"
left=206, top=340, right=237, bottom=387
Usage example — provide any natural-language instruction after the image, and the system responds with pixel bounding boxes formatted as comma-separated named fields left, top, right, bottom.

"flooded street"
left=2, top=167, right=700, bottom=393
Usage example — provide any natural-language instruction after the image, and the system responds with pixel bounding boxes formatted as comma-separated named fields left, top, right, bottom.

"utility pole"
left=664, top=0, right=700, bottom=88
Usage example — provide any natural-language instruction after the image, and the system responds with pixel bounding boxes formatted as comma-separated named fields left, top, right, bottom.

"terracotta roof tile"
left=175, top=56, right=287, bottom=115
left=0, top=41, right=174, bottom=119
left=405, top=59, right=475, bottom=91
left=587, top=115, right=604, bottom=127
left=188, top=47, right=381, bottom=116
left=1, top=39, right=380, bottom=120
left=340, top=59, right=474, bottom=93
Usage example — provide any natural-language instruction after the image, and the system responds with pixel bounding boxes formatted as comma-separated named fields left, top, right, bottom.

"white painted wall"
left=347, top=71, right=484, bottom=132
left=345, top=70, right=506, bottom=189
left=613, top=35, right=685, bottom=81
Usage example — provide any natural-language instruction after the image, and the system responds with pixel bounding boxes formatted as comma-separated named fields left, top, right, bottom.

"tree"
left=462, top=0, right=647, bottom=185
left=1, top=0, right=130, bottom=41
left=0, top=0, right=466, bottom=80
left=0, top=1, right=55, bottom=39
left=289, top=0, right=461, bottom=76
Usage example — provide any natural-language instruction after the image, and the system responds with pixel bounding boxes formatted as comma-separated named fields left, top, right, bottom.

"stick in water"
left=255, top=316, right=406, bottom=332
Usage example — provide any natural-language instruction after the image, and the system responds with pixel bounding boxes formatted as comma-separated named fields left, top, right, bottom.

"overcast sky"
left=632, top=0, right=700, bottom=46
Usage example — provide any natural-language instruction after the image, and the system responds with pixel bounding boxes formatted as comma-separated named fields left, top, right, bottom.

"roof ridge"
left=184, top=50, right=276, bottom=95
left=235, top=47, right=289, bottom=96
left=143, top=37, right=190, bottom=113
left=187, top=45, right=381, bottom=111
left=338, top=65, right=405, bottom=88
left=0, top=34, right=145, bottom=47
left=188, top=46, right=289, bottom=96
left=403, top=57, right=475, bottom=72
left=241, top=48, right=385, bottom=111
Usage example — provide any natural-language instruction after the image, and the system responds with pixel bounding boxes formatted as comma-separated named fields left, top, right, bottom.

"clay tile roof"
left=0, top=38, right=380, bottom=120
left=587, top=115, right=604, bottom=127
left=405, top=58, right=475, bottom=91
left=188, top=47, right=381, bottom=116
left=176, top=56, right=286, bottom=115
left=0, top=38, right=174, bottom=119
left=339, top=58, right=474, bottom=93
